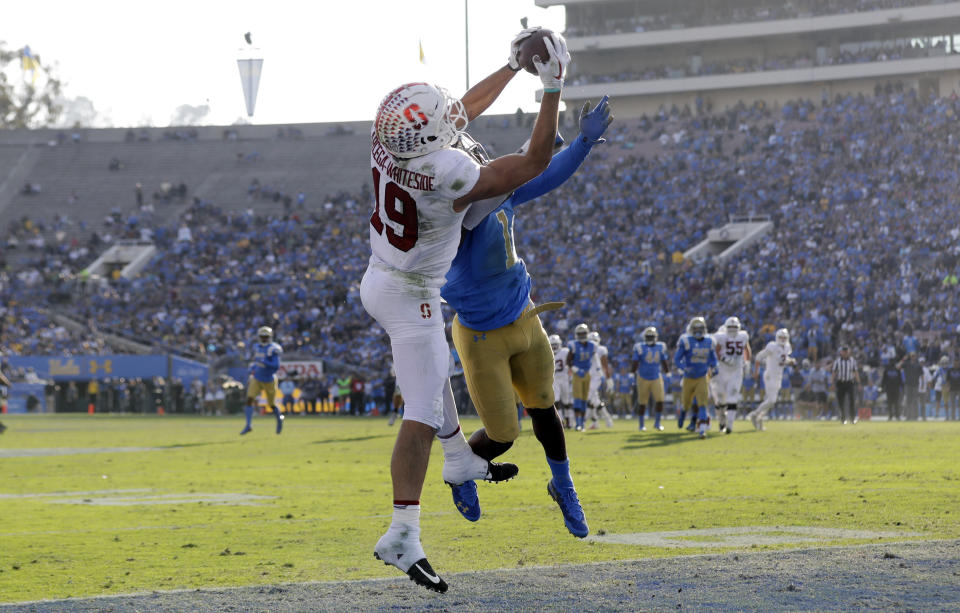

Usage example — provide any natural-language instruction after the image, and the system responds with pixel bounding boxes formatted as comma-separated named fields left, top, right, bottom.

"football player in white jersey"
left=550, top=334, right=574, bottom=428
left=362, top=30, right=570, bottom=593
left=712, top=317, right=751, bottom=433
left=586, top=330, right=614, bottom=429
left=747, top=328, right=795, bottom=431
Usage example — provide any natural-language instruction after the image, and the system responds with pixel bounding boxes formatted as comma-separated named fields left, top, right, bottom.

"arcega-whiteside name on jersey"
left=368, top=131, right=480, bottom=288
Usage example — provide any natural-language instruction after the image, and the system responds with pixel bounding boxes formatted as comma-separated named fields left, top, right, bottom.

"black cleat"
left=374, top=552, right=448, bottom=593
left=484, top=461, right=519, bottom=483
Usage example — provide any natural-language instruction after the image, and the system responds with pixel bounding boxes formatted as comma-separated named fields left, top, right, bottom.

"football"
left=516, top=28, right=555, bottom=75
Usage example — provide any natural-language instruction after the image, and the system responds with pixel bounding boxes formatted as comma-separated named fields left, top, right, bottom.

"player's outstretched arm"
left=460, top=66, right=518, bottom=122
left=511, top=96, right=612, bottom=206
left=459, top=27, right=540, bottom=120
left=453, top=32, right=568, bottom=212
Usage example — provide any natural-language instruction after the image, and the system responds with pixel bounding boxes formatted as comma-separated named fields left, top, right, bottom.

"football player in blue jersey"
left=566, top=323, right=598, bottom=433
left=612, top=364, right=636, bottom=421
left=674, top=317, right=719, bottom=439
left=441, top=96, right=612, bottom=538
left=632, top=326, right=670, bottom=431
left=242, top=326, right=284, bottom=435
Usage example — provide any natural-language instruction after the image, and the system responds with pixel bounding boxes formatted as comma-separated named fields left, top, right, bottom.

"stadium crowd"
left=564, top=0, right=940, bottom=37
left=569, top=39, right=956, bottom=86
left=3, top=82, right=960, bottom=420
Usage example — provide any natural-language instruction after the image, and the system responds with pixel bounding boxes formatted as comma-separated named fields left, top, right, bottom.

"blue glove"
left=575, top=368, right=587, bottom=378
left=578, top=95, right=613, bottom=144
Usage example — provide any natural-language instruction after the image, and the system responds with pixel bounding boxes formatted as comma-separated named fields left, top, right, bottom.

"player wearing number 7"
left=441, top=95, right=613, bottom=539
left=361, top=30, right=571, bottom=593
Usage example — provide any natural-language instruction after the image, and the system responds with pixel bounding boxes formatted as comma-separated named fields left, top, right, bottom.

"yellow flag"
left=419, top=39, right=425, bottom=64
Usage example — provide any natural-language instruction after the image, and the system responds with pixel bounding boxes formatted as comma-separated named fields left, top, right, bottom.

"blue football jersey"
left=442, top=200, right=530, bottom=331
left=633, top=341, right=668, bottom=381
left=674, top=334, right=717, bottom=379
left=251, top=341, right=282, bottom=382
left=568, top=340, right=597, bottom=373
left=441, top=136, right=594, bottom=331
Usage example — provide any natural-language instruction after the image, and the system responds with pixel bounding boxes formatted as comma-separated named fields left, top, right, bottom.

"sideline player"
left=567, top=323, right=596, bottom=431
left=674, top=317, right=719, bottom=439
left=748, top=328, right=795, bottom=431
left=362, top=30, right=571, bottom=592
left=712, top=317, right=751, bottom=433
left=586, top=330, right=614, bottom=429
left=443, top=96, right=611, bottom=537
left=0, top=364, right=10, bottom=434
left=632, top=326, right=669, bottom=431
left=241, top=326, right=284, bottom=435
left=612, top=365, right=635, bottom=421
left=550, top=334, right=573, bottom=428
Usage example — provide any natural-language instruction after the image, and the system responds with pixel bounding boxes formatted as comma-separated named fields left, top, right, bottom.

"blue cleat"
left=685, top=421, right=696, bottom=432
left=240, top=426, right=252, bottom=435
left=448, top=480, right=480, bottom=522
left=547, top=479, right=588, bottom=538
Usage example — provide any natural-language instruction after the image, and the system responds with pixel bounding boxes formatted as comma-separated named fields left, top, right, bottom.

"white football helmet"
left=643, top=326, right=658, bottom=345
left=257, top=326, right=273, bottom=342
left=588, top=331, right=600, bottom=344
left=549, top=334, right=561, bottom=351
left=724, top=316, right=741, bottom=333
left=776, top=328, right=790, bottom=345
left=689, top=317, right=707, bottom=339
left=574, top=323, right=589, bottom=342
left=375, top=83, right=468, bottom=159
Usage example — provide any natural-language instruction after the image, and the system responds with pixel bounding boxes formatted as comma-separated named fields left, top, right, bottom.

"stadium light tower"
left=237, top=32, right=263, bottom=118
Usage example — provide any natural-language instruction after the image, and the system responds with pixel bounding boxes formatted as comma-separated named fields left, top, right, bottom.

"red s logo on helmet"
left=403, top=104, right=429, bottom=129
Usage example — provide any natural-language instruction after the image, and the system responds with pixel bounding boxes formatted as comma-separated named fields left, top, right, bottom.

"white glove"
left=533, top=32, right=570, bottom=93
left=507, top=26, right=542, bottom=71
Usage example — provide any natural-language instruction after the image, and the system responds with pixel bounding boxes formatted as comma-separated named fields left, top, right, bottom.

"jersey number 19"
left=370, top=167, right=418, bottom=252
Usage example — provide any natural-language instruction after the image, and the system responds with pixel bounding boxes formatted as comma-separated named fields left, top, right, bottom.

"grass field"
left=1, top=413, right=958, bottom=604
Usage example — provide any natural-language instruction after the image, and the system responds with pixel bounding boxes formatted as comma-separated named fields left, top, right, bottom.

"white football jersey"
left=590, top=344, right=608, bottom=377
left=715, top=329, right=750, bottom=368
left=369, top=132, right=480, bottom=288
left=553, top=346, right=570, bottom=375
left=756, top=341, right=792, bottom=378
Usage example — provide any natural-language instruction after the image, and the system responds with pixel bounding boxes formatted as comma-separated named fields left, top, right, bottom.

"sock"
left=546, top=456, right=574, bottom=488
left=678, top=410, right=685, bottom=427
left=438, top=425, right=471, bottom=458
left=725, top=409, right=737, bottom=428
left=654, top=410, right=661, bottom=427
left=436, top=379, right=461, bottom=438
left=698, top=406, right=708, bottom=423
left=390, top=503, right=421, bottom=529
left=638, top=409, right=645, bottom=428
left=274, top=406, right=283, bottom=421
left=244, top=405, right=254, bottom=427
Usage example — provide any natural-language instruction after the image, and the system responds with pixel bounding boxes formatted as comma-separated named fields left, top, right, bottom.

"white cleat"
left=374, top=527, right=448, bottom=593
left=441, top=451, right=518, bottom=486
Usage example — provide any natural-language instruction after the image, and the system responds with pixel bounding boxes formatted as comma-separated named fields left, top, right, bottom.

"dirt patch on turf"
left=4, top=539, right=957, bottom=612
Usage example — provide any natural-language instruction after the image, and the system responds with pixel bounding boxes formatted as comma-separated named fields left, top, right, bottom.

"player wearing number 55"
left=361, top=29, right=571, bottom=593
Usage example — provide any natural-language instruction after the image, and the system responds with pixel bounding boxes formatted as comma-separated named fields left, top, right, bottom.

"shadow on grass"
left=311, top=435, right=394, bottom=445
left=157, top=441, right=235, bottom=449
left=619, top=430, right=748, bottom=449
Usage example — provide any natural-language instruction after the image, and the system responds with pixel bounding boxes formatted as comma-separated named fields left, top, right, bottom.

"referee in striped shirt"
left=832, top=346, right=860, bottom=424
